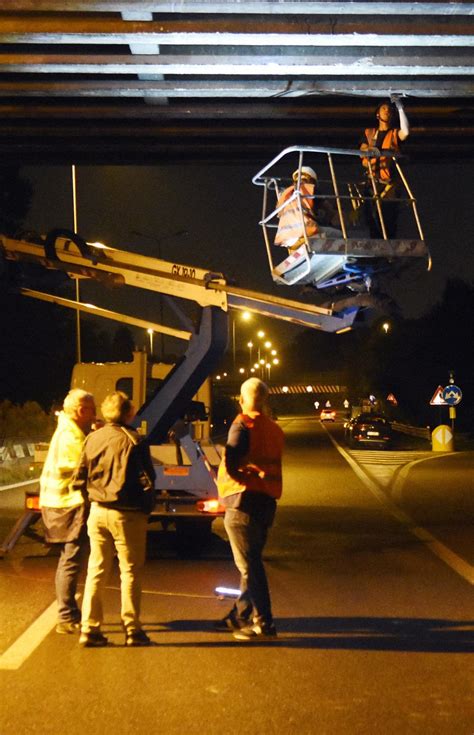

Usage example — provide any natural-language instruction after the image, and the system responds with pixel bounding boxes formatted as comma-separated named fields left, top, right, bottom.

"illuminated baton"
left=214, top=586, right=240, bottom=600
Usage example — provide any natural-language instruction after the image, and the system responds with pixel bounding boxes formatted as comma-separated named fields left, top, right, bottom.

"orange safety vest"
left=362, top=128, right=400, bottom=182
left=217, top=413, right=284, bottom=500
left=274, top=183, right=318, bottom=247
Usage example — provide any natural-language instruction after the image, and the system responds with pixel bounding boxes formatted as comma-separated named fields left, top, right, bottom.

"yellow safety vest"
left=39, top=412, right=85, bottom=508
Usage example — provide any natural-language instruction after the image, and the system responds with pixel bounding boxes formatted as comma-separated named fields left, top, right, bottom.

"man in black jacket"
left=72, top=391, right=155, bottom=648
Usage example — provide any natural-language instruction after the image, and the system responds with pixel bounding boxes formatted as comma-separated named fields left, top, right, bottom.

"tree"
left=0, top=166, right=33, bottom=235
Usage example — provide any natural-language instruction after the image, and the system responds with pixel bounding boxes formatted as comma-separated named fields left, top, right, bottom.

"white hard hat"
left=292, top=166, right=317, bottom=183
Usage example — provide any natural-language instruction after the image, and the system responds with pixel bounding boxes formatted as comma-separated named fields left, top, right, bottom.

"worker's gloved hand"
left=390, top=94, right=404, bottom=110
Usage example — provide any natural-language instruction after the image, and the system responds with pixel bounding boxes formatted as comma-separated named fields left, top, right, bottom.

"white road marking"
left=0, top=600, right=57, bottom=670
left=347, top=450, right=432, bottom=487
left=0, top=583, right=215, bottom=671
left=325, top=429, right=474, bottom=585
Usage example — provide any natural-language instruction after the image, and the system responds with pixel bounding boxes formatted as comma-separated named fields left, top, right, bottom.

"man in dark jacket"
left=72, top=391, right=156, bottom=648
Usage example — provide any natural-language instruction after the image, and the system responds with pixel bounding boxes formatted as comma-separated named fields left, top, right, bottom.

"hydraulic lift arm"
left=1, top=230, right=360, bottom=443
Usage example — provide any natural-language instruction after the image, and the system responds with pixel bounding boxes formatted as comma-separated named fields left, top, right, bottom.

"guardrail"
left=0, top=440, right=49, bottom=464
left=392, top=422, right=431, bottom=441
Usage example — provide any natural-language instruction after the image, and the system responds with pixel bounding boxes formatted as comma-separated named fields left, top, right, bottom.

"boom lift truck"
left=0, top=227, right=363, bottom=556
left=0, top=147, right=430, bottom=555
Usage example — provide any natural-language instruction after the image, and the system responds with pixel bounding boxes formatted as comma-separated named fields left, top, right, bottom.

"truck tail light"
left=25, top=494, right=41, bottom=511
left=196, top=499, right=224, bottom=514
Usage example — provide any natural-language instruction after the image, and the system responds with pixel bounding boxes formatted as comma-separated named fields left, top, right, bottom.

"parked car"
left=320, top=408, right=336, bottom=422
left=345, top=413, right=392, bottom=448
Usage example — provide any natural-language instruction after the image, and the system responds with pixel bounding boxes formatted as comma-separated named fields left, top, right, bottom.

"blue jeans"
left=224, top=507, right=273, bottom=626
left=55, top=531, right=87, bottom=623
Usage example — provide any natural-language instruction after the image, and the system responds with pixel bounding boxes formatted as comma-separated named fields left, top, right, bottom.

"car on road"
left=345, top=413, right=392, bottom=448
left=320, top=408, right=336, bottom=422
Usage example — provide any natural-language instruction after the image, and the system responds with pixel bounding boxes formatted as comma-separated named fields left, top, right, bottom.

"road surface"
left=0, top=416, right=472, bottom=734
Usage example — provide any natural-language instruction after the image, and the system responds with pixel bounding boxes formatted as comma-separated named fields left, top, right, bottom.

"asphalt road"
left=0, top=416, right=473, bottom=735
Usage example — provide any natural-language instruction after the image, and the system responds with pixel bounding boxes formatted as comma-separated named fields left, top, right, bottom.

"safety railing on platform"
left=252, top=145, right=430, bottom=290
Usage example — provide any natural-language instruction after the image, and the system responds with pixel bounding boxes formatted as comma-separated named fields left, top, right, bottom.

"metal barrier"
left=392, top=421, right=431, bottom=440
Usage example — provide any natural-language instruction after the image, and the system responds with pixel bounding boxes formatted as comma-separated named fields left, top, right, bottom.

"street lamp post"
left=256, top=330, right=265, bottom=361
left=232, top=310, right=252, bottom=366
left=71, top=164, right=82, bottom=363
left=147, top=328, right=154, bottom=355
left=247, top=341, right=253, bottom=369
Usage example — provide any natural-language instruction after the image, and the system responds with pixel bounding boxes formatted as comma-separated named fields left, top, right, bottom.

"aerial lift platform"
left=253, top=145, right=430, bottom=293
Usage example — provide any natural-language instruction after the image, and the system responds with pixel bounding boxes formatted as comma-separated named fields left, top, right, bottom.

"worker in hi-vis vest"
left=359, top=97, right=410, bottom=238
left=274, top=165, right=318, bottom=249
left=216, top=377, right=284, bottom=641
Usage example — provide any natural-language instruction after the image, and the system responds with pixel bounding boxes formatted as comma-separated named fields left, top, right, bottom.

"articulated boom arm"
left=1, top=230, right=362, bottom=442
left=0, top=230, right=360, bottom=332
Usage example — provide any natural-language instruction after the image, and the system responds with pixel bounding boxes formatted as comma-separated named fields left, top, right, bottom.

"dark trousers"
left=55, top=531, right=87, bottom=623
left=224, top=507, right=273, bottom=626
left=364, top=182, right=400, bottom=239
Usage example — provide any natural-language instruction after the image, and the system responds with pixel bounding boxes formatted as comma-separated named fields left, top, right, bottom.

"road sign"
left=442, top=385, right=462, bottom=406
left=432, top=424, right=454, bottom=452
left=430, top=386, right=447, bottom=406
left=386, top=393, right=398, bottom=405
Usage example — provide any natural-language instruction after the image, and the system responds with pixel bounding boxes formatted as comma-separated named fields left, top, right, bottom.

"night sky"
left=17, top=155, right=474, bottom=354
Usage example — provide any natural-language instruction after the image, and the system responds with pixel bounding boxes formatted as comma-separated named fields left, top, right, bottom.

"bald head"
left=239, top=377, right=269, bottom=413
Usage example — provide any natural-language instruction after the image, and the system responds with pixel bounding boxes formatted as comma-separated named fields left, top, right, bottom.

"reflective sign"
left=442, top=385, right=462, bottom=406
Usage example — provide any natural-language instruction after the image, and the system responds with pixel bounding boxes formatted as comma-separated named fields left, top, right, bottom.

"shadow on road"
left=147, top=616, right=474, bottom=653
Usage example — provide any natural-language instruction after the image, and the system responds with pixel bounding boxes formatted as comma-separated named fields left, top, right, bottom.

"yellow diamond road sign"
left=433, top=425, right=452, bottom=444
left=432, top=424, right=454, bottom=452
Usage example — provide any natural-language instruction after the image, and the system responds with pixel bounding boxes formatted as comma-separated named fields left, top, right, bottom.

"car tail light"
left=196, top=499, right=224, bottom=514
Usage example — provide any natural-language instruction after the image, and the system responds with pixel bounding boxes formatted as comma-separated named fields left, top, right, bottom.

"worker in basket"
left=359, top=97, right=410, bottom=238
left=274, top=166, right=319, bottom=249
